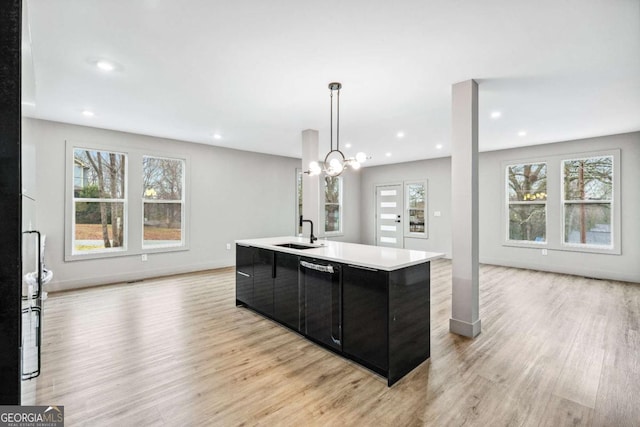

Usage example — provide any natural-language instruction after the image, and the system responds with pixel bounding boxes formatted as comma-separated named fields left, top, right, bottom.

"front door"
left=375, top=184, right=403, bottom=248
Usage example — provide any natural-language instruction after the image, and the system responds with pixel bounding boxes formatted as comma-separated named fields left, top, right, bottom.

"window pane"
left=408, top=184, right=425, bottom=208
left=143, top=157, right=184, bottom=200
left=324, top=176, right=340, bottom=203
left=143, top=203, right=183, bottom=246
left=564, top=203, right=611, bottom=245
left=509, top=204, right=546, bottom=242
left=563, top=157, right=612, bottom=201
left=409, top=209, right=425, bottom=233
left=325, top=205, right=340, bottom=233
left=324, top=176, right=341, bottom=233
left=507, top=163, right=547, bottom=201
left=297, top=170, right=303, bottom=234
left=74, top=201, right=125, bottom=251
left=73, top=149, right=125, bottom=198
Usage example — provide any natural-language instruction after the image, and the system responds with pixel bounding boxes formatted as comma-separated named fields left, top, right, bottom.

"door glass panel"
left=380, top=225, right=397, bottom=231
left=380, top=236, right=397, bottom=243
left=380, top=202, right=397, bottom=208
left=380, top=190, right=397, bottom=196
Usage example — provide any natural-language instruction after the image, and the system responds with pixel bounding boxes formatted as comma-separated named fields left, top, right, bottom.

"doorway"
left=375, top=184, right=403, bottom=248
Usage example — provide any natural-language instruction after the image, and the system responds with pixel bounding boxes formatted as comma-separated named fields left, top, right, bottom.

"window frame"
left=142, top=155, right=186, bottom=251
left=503, top=160, right=548, bottom=246
left=323, top=175, right=343, bottom=236
left=67, top=145, right=129, bottom=259
left=560, top=151, right=620, bottom=254
left=404, top=180, right=428, bottom=239
left=295, top=168, right=303, bottom=235
left=501, top=149, right=620, bottom=255
left=65, top=141, right=190, bottom=261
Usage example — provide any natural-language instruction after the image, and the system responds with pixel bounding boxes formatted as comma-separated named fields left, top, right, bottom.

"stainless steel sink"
left=274, top=242, right=318, bottom=250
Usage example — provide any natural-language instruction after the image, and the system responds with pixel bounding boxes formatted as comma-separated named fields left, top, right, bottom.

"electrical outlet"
left=541, top=249, right=548, bottom=256
left=141, top=254, right=148, bottom=262
left=226, top=243, right=231, bottom=250
left=434, top=211, right=441, bottom=217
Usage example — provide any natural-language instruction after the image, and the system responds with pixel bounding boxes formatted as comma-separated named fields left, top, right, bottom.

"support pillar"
left=301, top=130, right=322, bottom=239
left=450, top=80, right=481, bottom=338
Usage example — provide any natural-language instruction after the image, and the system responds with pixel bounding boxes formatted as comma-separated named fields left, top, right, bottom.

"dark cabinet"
left=273, top=252, right=300, bottom=330
left=235, top=244, right=254, bottom=306
left=235, top=243, right=431, bottom=386
left=343, top=265, right=388, bottom=373
left=252, top=248, right=274, bottom=316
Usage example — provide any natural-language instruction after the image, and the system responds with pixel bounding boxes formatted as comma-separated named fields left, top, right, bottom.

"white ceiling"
left=22, top=0, right=640, bottom=166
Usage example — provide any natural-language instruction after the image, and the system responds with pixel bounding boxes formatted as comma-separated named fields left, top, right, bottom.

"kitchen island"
left=235, top=236, right=443, bottom=386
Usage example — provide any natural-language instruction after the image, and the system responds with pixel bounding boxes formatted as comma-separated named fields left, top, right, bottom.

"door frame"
left=374, top=182, right=404, bottom=248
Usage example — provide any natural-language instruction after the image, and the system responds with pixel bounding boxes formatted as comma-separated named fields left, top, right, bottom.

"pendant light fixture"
left=307, top=82, right=367, bottom=177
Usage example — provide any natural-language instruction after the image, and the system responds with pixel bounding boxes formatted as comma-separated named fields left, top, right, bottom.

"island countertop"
left=235, top=236, right=444, bottom=271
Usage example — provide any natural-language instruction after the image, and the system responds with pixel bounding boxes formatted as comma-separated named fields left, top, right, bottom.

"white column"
left=301, top=129, right=322, bottom=240
left=450, top=79, right=481, bottom=338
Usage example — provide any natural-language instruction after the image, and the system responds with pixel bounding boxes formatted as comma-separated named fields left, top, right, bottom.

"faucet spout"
left=299, top=215, right=317, bottom=244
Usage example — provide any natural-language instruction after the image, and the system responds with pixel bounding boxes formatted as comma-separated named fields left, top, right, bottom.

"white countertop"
left=235, top=236, right=444, bottom=271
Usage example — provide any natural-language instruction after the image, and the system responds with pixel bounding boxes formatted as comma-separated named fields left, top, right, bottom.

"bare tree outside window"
left=324, top=176, right=342, bottom=233
left=73, top=148, right=126, bottom=252
left=142, top=156, right=184, bottom=248
left=563, top=156, right=613, bottom=246
left=407, top=183, right=426, bottom=233
left=507, top=163, right=547, bottom=242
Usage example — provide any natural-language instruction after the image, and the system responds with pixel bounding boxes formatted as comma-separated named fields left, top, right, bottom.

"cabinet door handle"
left=347, top=264, right=379, bottom=272
left=237, top=271, right=250, bottom=277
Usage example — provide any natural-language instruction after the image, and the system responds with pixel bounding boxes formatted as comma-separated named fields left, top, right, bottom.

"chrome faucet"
left=300, top=215, right=317, bottom=244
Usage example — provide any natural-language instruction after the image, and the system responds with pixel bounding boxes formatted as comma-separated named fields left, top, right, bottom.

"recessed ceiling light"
left=436, top=144, right=443, bottom=150
left=345, top=143, right=352, bottom=148
left=213, top=133, right=222, bottom=140
left=396, top=131, right=405, bottom=138
left=518, top=131, right=527, bottom=137
left=96, top=60, right=115, bottom=72
left=385, top=152, right=392, bottom=157
left=82, top=110, right=95, bottom=117
left=490, top=111, right=501, bottom=119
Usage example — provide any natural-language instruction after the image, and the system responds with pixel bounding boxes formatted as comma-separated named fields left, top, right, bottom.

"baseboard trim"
left=48, top=260, right=234, bottom=292
left=449, top=317, right=482, bottom=338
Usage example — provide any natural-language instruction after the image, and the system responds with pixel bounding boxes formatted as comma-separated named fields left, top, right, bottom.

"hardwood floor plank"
left=23, top=260, right=640, bottom=426
left=538, top=395, right=594, bottom=427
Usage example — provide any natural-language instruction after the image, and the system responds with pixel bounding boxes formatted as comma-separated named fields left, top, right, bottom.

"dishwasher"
left=299, top=258, right=342, bottom=351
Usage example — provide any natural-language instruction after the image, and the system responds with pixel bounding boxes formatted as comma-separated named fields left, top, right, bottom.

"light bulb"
left=351, top=161, right=361, bottom=170
left=356, top=152, right=367, bottom=163
left=309, top=161, right=321, bottom=176
left=330, top=158, right=341, bottom=168
left=96, top=60, right=115, bottom=71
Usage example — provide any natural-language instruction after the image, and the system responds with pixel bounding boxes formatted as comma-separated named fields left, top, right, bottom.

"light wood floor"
left=23, top=260, right=640, bottom=426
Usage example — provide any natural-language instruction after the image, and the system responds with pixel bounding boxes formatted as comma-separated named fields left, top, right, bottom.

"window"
left=324, top=175, right=342, bottom=234
left=405, top=180, right=428, bottom=238
left=72, top=148, right=127, bottom=254
left=562, top=156, right=613, bottom=248
left=506, top=162, right=547, bottom=243
left=142, top=156, right=185, bottom=248
left=66, top=141, right=189, bottom=261
left=296, top=168, right=303, bottom=234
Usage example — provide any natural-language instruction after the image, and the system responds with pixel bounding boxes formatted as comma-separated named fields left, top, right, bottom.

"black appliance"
left=299, top=258, right=342, bottom=351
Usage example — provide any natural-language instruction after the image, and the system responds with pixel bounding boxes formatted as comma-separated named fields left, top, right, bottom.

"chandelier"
left=307, top=82, right=367, bottom=177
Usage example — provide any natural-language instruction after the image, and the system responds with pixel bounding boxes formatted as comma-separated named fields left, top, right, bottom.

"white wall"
left=479, top=132, right=640, bottom=283
left=26, top=118, right=301, bottom=291
left=360, top=157, right=452, bottom=256
left=359, top=132, right=640, bottom=283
